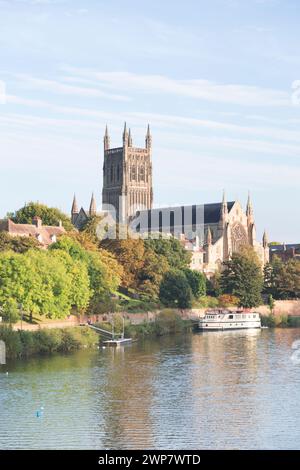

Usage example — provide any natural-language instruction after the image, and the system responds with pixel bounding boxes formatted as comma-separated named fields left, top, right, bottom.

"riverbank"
left=0, top=326, right=99, bottom=360
left=9, top=299, right=300, bottom=332
left=261, top=313, right=300, bottom=328
left=0, top=310, right=192, bottom=360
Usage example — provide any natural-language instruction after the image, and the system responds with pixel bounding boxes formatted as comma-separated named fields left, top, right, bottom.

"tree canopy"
left=0, top=249, right=91, bottom=319
left=159, top=269, right=193, bottom=309
left=101, top=238, right=169, bottom=299
left=184, top=269, right=206, bottom=298
left=0, top=232, right=40, bottom=253
left=145, top=237, right=191, bottom=270
left=220, top=247, right=263, bottom=308
left=264, top=256, right=300, bottom=299
left=8, top=202, right=73, bottom=231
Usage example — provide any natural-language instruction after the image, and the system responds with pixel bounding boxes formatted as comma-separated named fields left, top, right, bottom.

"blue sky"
left=0, top=0, right=300, bottom=242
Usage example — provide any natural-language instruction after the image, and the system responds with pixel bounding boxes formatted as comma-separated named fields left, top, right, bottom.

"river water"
left=0, top=328, right=300, bottom=450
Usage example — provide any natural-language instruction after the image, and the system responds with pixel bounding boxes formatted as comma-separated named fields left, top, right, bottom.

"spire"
left=71, top=194, right=79, bottom=215
left=145, top=123, right=152, bottom=149
left=123, top=121, right=128, bottom=146
left=219, top=189, right=228, bottom=224
left=104, top=124, right=110, bottom=151
left=89, top=193, right=96, bottom=216
left=262, top=229, right=268, bottom=248
left=246, top=191, right=254, bottom=220
left=207, top=226, right=212, bottom=245
left=128, top=128, right=133, bottom=147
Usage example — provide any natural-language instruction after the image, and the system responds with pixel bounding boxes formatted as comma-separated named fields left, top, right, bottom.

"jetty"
left=87, top=318, right=132, bottom=347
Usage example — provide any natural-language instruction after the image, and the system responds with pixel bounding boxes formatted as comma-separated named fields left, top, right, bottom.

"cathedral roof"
left=134, top=201, right=236, bottom=232
left=204, top=201, right=235, bottom=224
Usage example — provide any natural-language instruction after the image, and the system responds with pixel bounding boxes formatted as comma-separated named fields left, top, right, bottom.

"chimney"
left=32, top=216, right=42, bottom=229
left=58, top=220, right=62, bottom=228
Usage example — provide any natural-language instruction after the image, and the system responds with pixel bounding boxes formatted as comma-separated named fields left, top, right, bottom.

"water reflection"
left=1, top=329, right=300, bottom=449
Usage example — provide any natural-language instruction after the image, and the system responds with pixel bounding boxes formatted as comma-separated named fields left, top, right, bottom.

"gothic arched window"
left=117, top=164, right=120, bottom=181
left=131, top=165, right=136, bottom=180
left=140, top=165, right=145, bottom=182
left=110, top=166, right=113, bottom=182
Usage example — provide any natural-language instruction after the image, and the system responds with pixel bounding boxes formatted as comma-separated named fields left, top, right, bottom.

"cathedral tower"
left=102, top=124, right=153, bottom=221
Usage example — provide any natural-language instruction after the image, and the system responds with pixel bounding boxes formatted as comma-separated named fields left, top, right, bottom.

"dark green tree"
left=183, top=269, right=206, bottom=298
left=159, top=269, right=193, bottom=309
left=221, top=247, right=263, bottom=308
left=263, top=256, right=300, bottom=299
left=145, top=237, right=191, bottom=270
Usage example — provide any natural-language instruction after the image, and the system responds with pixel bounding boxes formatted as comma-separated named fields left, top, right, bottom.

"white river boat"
left=198, top=309, right=261, bottom=331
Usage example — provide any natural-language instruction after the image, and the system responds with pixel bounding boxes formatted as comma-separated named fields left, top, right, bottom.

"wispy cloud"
left=63, top=67, right=290, bottom=107
left=14, top=74, right=131, bottom=101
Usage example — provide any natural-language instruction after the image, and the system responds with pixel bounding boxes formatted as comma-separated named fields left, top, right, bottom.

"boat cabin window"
left=228, top=315, right=233, bottom=319
left=253, top=314, right=256, bottom=318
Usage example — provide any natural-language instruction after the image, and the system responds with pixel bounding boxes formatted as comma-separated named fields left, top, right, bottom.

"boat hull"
left=198, top=321, right=261, bottom=331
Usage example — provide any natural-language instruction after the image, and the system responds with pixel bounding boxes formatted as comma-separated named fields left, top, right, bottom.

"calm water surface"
left=0, top=329, right=300, bottom=449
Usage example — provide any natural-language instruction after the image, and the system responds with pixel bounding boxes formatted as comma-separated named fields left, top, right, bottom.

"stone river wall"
left=11, top=300, right=300, bottom=331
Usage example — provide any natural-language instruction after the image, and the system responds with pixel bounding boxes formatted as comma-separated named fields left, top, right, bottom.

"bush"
left=19, top=330, right=39, bottom=356
left=124, top=309, right=190, bottom=339
left=261, top=313, right=290, bottom=328
left=0, top=326, right=98, bottom=359
left=194, top=296, right=219, bottom=309
left=34, top=329, right=63, bottom=354
left=288, top=316, right=300, bottom=327
left=154, top=309, right=185, bottom=336
left=261, top=314, right=276, bottom=327
left=0, top=325, right=22, bottom=359
left=218, top=294, right=239, bottom=308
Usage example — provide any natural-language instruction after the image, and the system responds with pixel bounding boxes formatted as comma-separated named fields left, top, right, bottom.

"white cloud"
left=4, top=94, right=300, bottom=157
left=14, top=74, right=131, bottom=102
left=62, top=67, right=290, bottom=107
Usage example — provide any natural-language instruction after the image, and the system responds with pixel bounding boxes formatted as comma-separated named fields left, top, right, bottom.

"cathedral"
left=71, top=124, right=269, bottom=276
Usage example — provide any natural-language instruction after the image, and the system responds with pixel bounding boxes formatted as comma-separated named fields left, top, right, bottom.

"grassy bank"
left=0, top=325, right=99, bottom=360
left=261, top=314, right=300, bottom=328
left=95, top=309, right=192, bottom=341
left=124, top=309, right=192, bottom=340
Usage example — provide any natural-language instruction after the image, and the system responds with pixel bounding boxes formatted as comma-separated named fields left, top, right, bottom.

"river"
left=0, top=328, right=300, bottom=449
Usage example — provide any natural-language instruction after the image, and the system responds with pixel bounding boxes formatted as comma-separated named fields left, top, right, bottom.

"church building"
left=71, top=124, right=269, bottom=274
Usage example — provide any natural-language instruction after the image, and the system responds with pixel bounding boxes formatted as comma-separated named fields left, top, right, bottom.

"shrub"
left=261, top=314, right=276, bottom=327
left=218, top=294, right=239, bottom=308
left=195, top=296, right=219, bottom=309
left=0, top=325, right=22, bottom=359
left=34, top=329, right=63, bottom=354
left=19, top=330, right=39, bottom=357
left=154, top=309, right=184, bottom=336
